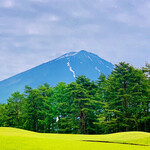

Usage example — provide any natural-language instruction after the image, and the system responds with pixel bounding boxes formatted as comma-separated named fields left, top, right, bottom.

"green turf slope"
left=0, top=127, right=150, bottom=150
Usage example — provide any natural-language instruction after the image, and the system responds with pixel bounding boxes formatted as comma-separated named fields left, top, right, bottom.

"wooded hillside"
left=0, top=62, right=149, bottom=134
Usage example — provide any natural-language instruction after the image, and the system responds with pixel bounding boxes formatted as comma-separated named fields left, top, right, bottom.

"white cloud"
left=27, top=27, right=41, bottom=35
left=1, top=0, right=15, bottom=8
left=72, top=10, right=93, bottom=19
left=30, top=0, right=49, bottom=3
left=34, top=14, right=60, bottom=23
left=107, top=0, right=150, bottom=28
left=113, top=13, right=130, bottom=24
left=0, top=0, right=149, bottom=81
left=48, top=16, right=60, bottom=22
left=93, top=0, right=118, bottom=11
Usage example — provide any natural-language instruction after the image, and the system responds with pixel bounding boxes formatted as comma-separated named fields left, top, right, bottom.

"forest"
left=0, top=62, right=149, bottom=134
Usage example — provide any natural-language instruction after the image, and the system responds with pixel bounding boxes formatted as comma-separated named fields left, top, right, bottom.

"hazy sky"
left=0, top=0, right=150, bottom=81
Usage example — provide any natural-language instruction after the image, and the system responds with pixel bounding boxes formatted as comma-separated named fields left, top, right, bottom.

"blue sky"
left=0, top=0, right=149, bottom=81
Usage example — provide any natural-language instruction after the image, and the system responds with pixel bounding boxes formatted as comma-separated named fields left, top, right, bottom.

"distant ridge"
left=0, top=50, right=114, bottom=103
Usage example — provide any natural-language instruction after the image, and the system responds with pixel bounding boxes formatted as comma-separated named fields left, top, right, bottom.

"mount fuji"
left=0, top=50, right=114, bottom=103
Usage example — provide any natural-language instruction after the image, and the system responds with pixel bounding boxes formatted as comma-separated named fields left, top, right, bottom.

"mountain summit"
left=0, top=50, right=113, bottom=103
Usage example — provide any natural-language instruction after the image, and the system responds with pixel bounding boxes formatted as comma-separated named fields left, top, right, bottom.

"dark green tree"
left=6, top=92, right=24, bottom=128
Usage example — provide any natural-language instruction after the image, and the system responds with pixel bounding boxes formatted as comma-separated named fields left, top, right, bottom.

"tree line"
left=0, top=62, right=149, bottom=134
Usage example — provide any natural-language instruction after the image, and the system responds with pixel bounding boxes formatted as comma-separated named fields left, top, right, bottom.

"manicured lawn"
left=0, top=127, right=149, bottom=150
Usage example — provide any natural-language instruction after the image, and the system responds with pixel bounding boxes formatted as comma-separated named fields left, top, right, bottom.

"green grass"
left=0, top=127, right=150, bottom=150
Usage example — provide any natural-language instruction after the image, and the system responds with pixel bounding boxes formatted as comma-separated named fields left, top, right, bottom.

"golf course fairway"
left=0, top=127, right=150, bottom=150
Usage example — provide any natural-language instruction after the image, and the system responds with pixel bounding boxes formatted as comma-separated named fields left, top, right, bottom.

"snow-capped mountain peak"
left=0, top=50, right=114, bottom=103
left=55, top=52, right=77, bottom=61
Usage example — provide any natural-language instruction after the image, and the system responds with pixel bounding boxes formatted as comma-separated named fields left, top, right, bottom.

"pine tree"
left=6, top=92, right=24, bottom=128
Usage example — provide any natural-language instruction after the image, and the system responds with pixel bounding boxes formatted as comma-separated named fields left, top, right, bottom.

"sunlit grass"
left=0, top=127, right=150, bottom=150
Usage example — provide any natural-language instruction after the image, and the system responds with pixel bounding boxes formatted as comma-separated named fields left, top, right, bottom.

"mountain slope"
left=0, top=50, right=113, bottom=103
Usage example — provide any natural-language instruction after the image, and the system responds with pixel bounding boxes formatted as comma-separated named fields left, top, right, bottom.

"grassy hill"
left=0, top=127, right=150, bottom=150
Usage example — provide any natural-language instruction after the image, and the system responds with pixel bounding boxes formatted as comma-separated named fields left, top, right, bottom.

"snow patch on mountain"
left=95, top=66, right=101, bottom=73
left=55, top=52, right=77, bottom=61
left=98, top=60, right=104, bottom=65
left=106, top=65, right=112, bottom=70
left=88, top=56, right=93, bottom=62
left=67, top=62, right=76, bottom=78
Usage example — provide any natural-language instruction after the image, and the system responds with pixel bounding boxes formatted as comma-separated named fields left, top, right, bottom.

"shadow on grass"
left=82, top=140, right=149, bottom=146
